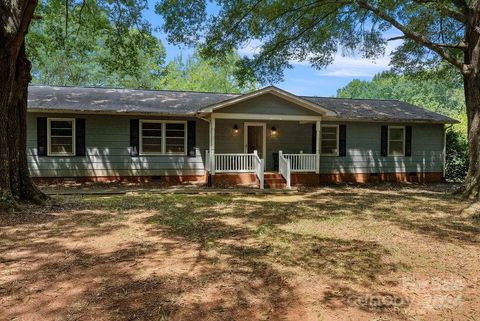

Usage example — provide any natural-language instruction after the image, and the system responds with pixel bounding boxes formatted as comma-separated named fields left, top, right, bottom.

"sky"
left=144, top=2, right=402, bottom=97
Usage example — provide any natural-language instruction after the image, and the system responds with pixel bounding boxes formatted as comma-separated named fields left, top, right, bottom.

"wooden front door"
left=244, top=122, right=266, bottom=165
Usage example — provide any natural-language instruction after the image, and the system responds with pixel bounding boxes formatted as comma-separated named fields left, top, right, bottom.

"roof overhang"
left=197, top=86, right=337, bottom=117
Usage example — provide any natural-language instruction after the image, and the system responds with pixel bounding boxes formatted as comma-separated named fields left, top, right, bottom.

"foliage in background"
left=27, top=0, right=166, bottom=89
left=337, top=71, right=467, bottom=182
left=159, top=51, right=257, bottom=93
left=27, top=0, right=256, bottom=93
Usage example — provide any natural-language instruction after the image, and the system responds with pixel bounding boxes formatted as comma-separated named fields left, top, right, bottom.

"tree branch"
left=356, top=0, right=465, bottom=70
left=412, top=0, right=467, bottom=23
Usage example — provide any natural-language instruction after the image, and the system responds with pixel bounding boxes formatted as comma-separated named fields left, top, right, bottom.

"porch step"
left=263, top=172, right=287, bottom=189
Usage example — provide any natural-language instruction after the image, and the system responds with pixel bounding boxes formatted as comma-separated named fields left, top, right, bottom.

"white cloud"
left=298, top=40, right=402, bottom=78
left=238, top=38, right=403, bottom=78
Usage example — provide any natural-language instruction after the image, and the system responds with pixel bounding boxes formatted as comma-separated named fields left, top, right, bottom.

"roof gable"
left=198, top=86, right=337, bottom=117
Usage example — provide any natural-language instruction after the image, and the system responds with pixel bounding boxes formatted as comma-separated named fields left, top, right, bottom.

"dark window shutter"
left=37, top=117, right=47, bottom=156
left=130, top=119, right=139, bottom=156
left=75, top=118, right=86, bottom=156
left=187, top=120, right=196, bottom=157
left=405, top=126, right=412, bottom=157
left=339, top=124, right=347, bottom=157
left=381, top=125, right=388, bottom=157
left=311, top=124, right=316, bottom=153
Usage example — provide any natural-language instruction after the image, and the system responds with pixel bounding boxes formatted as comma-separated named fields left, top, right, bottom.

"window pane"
left=142, top=122, right=162, bottom=130
left=51, top=120, right=72, bottom=129
left=389, top=128, right=404, bottom=141
left=321, top=126, right=338, bottom=155
left=142, top=122, right=162, bottom=138
left=166, top=137, right=185, bottom=153
left=389, top=141, right=404, bottom=155
left=321, top=140, right=337, bottom=155
left=49, top=120, right=73, bottom=155
left=142, top=144, right=162, bottom=153
left=51, top=128, right=72, bottom=136
left=165, top=123, right=184, bottom=130
left=50, top=136, right=73, bottom=154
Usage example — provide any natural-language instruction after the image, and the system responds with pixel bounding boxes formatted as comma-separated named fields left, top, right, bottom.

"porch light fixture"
left=270, top=126, right=277, bottom=136
left=233, top=124, right=239, bottom=134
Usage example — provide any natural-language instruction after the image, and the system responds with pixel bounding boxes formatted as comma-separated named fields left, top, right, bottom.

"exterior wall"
left=219, top=93, right=320, bottom=116
left=319, top=121, right=445, bottom=175
left=27, top=113, right=210, bottom=178
left=214, top=119, right=313, bottom=171
left=27, top=112, right=445, bottom=183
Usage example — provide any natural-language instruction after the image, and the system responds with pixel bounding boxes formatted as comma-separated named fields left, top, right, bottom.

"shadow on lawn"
left=2, top=185, right=472, bottom=320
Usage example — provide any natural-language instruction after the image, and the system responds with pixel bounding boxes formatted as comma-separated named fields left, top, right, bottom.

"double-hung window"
left=388, top=126, right=405, bottom=156
left=48, top=118, right=75, bottom=156
left=321, top=125, right=339, bottom=156
left=140, top=120, right=187, bottom=155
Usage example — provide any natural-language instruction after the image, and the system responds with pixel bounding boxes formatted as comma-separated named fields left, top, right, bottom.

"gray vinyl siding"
left=27, top=113, right=209, bottom=177
left=219, top=93, right=321, bottom=116
left=214, top=119, right=313, bottom=171
left=319, top=122, right=444, bottom=174
left=27, top=113, right=445, bottom=178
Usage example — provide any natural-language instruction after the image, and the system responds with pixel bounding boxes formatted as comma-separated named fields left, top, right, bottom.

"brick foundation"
left=210, top=173, right=259, bottom=187
left=33, top=171, right=444, bottom=187
left=33, top=174, right=208, bottom=185
left=319, top=172, right=444, bottom=184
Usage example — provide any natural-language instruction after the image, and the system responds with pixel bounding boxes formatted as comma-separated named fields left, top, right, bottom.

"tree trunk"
left=461, top=72, right=480, bottom=199
left=0, top=0, right=46, bottom=211
left=460, top=3, right=480, bottom=200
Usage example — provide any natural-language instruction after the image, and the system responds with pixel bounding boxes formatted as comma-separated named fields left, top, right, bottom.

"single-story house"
left=27, top=85, right=458, bottom=188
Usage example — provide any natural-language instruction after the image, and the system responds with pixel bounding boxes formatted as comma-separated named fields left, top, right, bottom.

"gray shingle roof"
left=28, top=85, right=458, bottom=123
left=303, top=96, right=458, bottom=123
left=28, top=85, right=239, bottom=115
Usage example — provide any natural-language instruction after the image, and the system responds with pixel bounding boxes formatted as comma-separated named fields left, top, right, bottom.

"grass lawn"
left=1, top=184, right=479, bottom=321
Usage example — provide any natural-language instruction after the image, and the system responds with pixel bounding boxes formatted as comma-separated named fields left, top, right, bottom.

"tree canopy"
left=156, top=1, right=467, bottom=84
left=27, top=0, right=166, bottom=88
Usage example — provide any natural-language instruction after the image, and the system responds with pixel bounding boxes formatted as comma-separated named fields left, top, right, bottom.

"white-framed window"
left=321, top=125, right=339, bottom=156
left=388, top=126, right=405, bottom=156
left=47, top=118, right=75, bottom=156
left=139, top=120, right=187, bottom=155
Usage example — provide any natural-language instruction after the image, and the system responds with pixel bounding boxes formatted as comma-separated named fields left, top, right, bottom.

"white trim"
left=244, top=122, right=266, bottom=169
left=199, top=86, right=336, bottom=116
left=47, top=118, right=76, bottom=156
left=139, top=120, right=187, bottom=156
left=387, top=125, right=406, bottom=157
left=320, top=124, right=339, bottom=157
left=212, top=113, right=323, bottom=121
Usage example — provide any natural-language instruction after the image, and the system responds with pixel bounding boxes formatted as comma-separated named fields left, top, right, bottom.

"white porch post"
left=315, top=120, right=321, bottom=174
left=210, top=117, right=216, bottom=174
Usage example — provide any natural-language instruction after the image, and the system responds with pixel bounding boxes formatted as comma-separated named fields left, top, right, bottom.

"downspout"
left=443, top=123, right=454, bottom=181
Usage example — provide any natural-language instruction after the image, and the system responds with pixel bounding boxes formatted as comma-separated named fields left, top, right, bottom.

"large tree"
left=0, top=0, right=152, bottom=210
left=157, top=0, right=480, bottom=199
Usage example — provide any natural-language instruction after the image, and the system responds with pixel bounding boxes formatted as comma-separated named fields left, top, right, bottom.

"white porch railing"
left=253, top=152, right=264, bottom=189
left=207, top=151, right=264, bottom=189
left=278, top=151, right=291, bottom=189
left=283, top=152, right=317, bottom=172
left=214, top=153, right=257, bottom=172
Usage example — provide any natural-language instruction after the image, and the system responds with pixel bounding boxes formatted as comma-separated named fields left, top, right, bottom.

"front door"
left=244, top=122, right=266, bottom=165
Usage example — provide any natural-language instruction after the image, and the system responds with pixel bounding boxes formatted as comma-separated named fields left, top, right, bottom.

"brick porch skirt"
left=33, top=172, right=443, bottom=186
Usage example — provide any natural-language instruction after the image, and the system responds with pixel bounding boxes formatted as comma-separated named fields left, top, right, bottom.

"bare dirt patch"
left=1, top=184, right=479, bottom=320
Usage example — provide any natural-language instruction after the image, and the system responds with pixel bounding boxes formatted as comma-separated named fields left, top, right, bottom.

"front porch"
left=205, top=118, right=323, bottom=189
left=196, top=87, right=336, bottom=189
